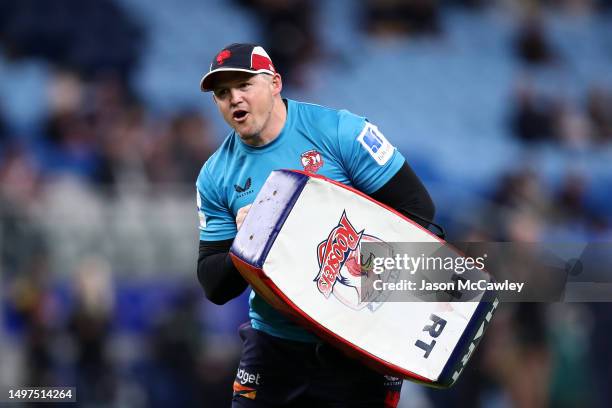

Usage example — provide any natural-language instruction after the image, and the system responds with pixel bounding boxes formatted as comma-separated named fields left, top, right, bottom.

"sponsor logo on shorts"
left=236, top=368, right=262, bottom=386
left=233, top=382, right=257, bottom=400
left=300, top=149, right=324, bottom=173
left=383, top=375, right=402, bottom=387
left=233, top=368, right=261, bottom=400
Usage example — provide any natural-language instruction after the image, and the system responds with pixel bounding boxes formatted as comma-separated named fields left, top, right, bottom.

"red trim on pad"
left=230, top=254, right=432, bottom=384
left=287, top=169, right=445, bottom=243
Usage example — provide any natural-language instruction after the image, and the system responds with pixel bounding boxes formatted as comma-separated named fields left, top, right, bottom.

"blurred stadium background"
left=1, top=0, right=612, bottom=406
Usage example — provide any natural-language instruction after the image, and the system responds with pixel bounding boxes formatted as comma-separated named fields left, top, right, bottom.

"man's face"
left=211, top=72, right=280, bottom=144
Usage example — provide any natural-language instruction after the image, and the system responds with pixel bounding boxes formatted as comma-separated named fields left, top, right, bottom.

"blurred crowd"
left=510, top=80, right=612, bottom=146
left=509, top=8, right=612, bottom=147
left=1, top=0, right=612, bottom=407
left=0, top=71, right=215, bottom=191
left=6, top=252, right=240, bottom=407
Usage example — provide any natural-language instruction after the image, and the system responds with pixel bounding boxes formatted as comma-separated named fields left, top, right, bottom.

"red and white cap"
left=200, top=43, right=277, bottom=92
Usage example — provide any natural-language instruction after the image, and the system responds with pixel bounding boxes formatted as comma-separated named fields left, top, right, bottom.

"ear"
left=271, top=73, right=283, bottom=96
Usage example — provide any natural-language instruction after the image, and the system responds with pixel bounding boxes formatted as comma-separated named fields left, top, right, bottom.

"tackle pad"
left=230, top=170, right=498, bottom=387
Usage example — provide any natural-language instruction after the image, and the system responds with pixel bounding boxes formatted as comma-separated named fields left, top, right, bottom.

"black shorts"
left=231, top=322, right=403, bottom=408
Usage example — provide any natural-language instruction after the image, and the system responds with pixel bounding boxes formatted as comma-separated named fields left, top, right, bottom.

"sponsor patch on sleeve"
left=196, top=188, right=206, bottom=229
left=356, top=122, right=395, bottom=165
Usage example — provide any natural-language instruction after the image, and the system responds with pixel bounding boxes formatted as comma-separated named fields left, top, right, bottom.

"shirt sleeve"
left=337, top=110, right=405, bottom=194
left=196, top=166, right=238, bottom=241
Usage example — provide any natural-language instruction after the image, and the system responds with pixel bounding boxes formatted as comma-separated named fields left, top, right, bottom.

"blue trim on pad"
left=436, top=292, right=498, bottom=386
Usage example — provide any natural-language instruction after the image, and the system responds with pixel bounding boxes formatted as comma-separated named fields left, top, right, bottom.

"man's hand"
left=236, top=204, right=252, bottom=230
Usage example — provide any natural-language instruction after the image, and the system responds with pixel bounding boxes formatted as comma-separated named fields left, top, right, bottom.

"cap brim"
left=200, top=68, right=276, bottom=92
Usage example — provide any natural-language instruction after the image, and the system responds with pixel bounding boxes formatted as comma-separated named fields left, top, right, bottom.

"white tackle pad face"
left=261, top=177, right=481, bottom=382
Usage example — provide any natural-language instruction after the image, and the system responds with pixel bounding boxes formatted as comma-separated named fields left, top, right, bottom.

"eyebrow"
left=218, top=75, right=256, bottom=86
left=215, top=78, right=253, bottom=92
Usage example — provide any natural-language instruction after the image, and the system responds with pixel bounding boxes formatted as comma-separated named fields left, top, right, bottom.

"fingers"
left=236, top=204, right=252, bottom=230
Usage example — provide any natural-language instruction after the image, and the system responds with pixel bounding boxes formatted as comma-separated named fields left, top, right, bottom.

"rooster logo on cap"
left=216, top=49, right=232, bottom=65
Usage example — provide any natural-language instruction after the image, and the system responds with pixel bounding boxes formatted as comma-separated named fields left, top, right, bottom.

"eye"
left=214, top=88, right=229, bottom=98
left=239, top=82, right=251, bottom=90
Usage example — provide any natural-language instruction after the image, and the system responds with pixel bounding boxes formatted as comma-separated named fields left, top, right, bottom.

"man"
left=196, top=43, right=436, bottom=407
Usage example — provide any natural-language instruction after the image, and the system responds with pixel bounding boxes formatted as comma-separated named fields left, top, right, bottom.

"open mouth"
left=233, top=110, right=248, bottom=121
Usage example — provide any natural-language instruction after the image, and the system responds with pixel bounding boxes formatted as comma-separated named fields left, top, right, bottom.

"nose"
left=229, top=88, right=243, bottom=105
